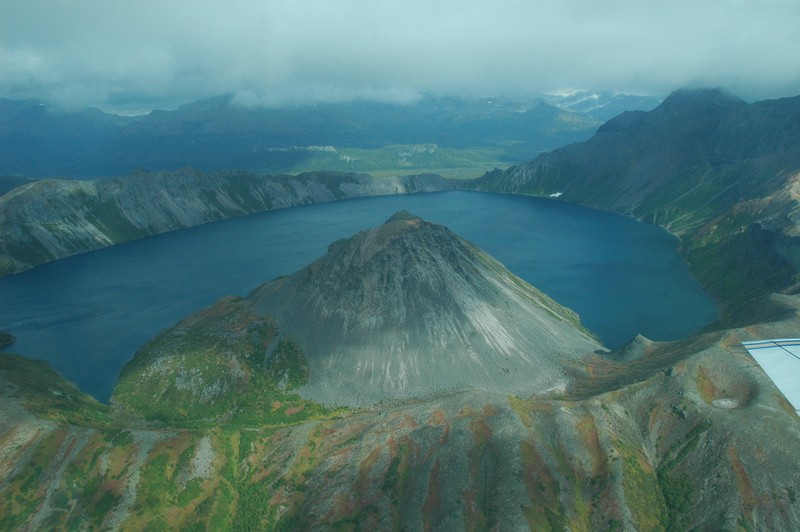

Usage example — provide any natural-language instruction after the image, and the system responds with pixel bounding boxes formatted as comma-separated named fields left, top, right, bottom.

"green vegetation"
left=616, top=440, right=667, bottom=530
left=233, top=425, right=331, bottom=530
left=3, top=229, right=55, bottom=267
left=519, top=439, right=566, bottom=530
left=284, top=144, right=509, bottom=179
left=0, top=353, right=111, bottom=426
left=83, top=197, right=149, bottom=243
left=686, top=226, right=794, bottom=314
left=465, top=418, right=496, bottom=529
left=656, top=419, right=711, bottom=531
left=0, top=427, right=141, bottom=529
left=112, top=296, right=340, bottom=428
left=265, top=337, right=310, bottom=389
left=0, top=258, right=17, bottom=276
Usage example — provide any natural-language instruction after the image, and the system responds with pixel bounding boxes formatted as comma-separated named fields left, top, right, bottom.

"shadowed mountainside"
left=0, top=170, right=453, bottom=276
left=468, top=89, right=800, bottom=314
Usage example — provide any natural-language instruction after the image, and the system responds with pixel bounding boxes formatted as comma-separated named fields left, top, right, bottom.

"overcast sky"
left=1, top=0, right=799, bottom=112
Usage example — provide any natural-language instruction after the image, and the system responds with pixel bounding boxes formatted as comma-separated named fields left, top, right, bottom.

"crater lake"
left=0, top=191, right=718, bottom=401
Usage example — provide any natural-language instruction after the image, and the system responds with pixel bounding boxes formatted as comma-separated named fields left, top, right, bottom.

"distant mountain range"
left=0, top=92, right=660, bottom=178
left=542, top=89, right=663, bottom=120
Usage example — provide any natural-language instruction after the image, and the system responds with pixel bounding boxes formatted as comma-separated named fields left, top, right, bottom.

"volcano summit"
left=115, top=212, right=600, bottom=414
left=250, top=211, right=600, bottom=405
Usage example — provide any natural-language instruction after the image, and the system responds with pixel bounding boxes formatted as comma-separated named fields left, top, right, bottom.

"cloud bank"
left=1, top=0, right=799, bottom=111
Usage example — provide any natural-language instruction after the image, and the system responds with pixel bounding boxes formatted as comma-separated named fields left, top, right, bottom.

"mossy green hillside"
left=112, top=296, right=335, bottom=427
left=0, top=353, right=110, bottom=426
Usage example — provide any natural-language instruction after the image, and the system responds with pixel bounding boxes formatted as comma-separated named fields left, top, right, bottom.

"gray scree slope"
left=250, top=211, right=601, bottom=405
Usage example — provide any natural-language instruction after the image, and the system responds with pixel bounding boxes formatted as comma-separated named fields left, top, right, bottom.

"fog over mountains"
left=4, top=1, right=799, bottom=109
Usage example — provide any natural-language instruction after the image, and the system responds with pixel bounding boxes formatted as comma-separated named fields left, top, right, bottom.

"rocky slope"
left=468, top=89, right=800, bottom=312
left=0, top=170, right=453, bottom=276
left=3, top=293, right=800, bottom=529
left=251, top=212, right=599, bottom=405
left=114, top=212, right=600, bottom=411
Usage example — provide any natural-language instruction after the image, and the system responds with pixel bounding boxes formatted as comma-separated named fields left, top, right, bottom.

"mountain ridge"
left=0, top=170, right=454, bottom=276
left=467, top=88, right=800, bottom=313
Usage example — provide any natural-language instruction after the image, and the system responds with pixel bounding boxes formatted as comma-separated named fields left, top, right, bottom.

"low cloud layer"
left=2, top=0, right=799, bottom=111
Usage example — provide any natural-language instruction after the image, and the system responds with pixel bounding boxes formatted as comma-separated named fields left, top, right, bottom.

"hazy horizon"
left=2, top=0, right=800, bottom=113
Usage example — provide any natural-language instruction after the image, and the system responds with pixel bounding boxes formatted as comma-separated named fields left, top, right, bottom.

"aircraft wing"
left=742, top=339, right=800, bottom=414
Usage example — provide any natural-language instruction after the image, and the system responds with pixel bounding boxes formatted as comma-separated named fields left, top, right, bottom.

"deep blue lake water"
left=0, top=191, right=718, bottom=401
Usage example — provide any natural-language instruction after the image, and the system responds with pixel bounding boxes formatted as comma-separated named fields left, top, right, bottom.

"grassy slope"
left=0, top=353, right=110, bottom=427
left=0, top=331, right=14, bottom=348
left=112, top=296, right=340, bottom=428
left=277, top=144, right=510, bottom=180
